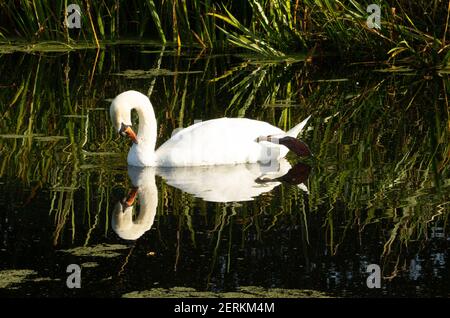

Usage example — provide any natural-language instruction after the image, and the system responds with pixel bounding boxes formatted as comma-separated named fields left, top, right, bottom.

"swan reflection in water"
left=112, top=158, right=311, bottom=240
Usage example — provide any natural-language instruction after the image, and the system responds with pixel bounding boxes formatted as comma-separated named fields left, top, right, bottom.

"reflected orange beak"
left=123, top=126, right=138, bottom=144
left=124, top=187, right=138, bottom=207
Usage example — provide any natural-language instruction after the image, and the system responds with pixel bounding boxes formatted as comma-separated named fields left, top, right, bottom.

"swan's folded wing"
left=154, top=118, right=286, bottom=166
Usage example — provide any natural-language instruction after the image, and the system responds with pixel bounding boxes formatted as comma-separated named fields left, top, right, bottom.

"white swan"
left=110, top=90, right=311, bottom=167
left=157, top=159, right=294, bottom=202
left=111, top=161, right=311, bottom=240
left=111, top=167, right=157, bottom=240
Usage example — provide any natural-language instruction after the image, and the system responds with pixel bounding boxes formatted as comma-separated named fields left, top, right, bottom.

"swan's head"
left=112, top=201, right=144, bottom=241
left=110, top=91, right=142, bottom=144
left=111, top=187, right=150, bottom=240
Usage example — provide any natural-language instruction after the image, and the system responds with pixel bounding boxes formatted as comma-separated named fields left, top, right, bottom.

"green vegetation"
left=0, top=0, right=228, bottom=47
left=0, top=270, right=37, bottom=289
left=123, top=286, right=331, bottom=298
left=60, top=244, right=129, bottom=258
left=1, top=1, right=450, bottom=65
left=212, top=0, right=450, bottom=64
left=0, top=269, right=59, bottom=289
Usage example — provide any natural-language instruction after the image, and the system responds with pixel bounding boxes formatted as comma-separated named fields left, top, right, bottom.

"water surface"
left=0, top=45, right=449, bottom=297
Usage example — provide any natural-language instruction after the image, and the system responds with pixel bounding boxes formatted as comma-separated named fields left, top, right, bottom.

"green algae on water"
left=81, top=262, right=99, bottom=268
left=122, top=286, right=331, bottom=298
left=60, top=243, right=129, bottom=258
left=0, top=269, right=36, bottom=289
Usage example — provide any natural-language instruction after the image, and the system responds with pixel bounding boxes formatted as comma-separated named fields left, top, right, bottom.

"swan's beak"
left=121, top=187, right=138, bottom=208
left=121, top=125, right=138, bottom=144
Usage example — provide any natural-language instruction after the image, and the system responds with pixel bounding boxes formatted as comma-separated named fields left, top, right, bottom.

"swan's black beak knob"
left=120, top=123, right=138, bottom=144
left=121, top=187, right=139, bottom=210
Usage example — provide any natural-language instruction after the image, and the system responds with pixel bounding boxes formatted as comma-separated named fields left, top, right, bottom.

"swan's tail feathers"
left=286, top=115, right=311, bottom=138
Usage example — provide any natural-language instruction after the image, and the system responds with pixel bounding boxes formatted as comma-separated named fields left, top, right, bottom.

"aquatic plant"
left=0, top=48, right=448, bottom=286
left=1, top=0, right=449, bottom=65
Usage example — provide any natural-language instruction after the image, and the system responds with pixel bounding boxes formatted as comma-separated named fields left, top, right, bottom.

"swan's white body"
left=157, top=159, right=292, bottom=202
left=112, top=161, right=308, bottom=240
left=110, top=90, right=310, bottom=167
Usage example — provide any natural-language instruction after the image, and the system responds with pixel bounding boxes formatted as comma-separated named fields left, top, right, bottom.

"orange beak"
left=123, top=126, right=138, bottom=144
left=124, top=187, right=138, bottom=207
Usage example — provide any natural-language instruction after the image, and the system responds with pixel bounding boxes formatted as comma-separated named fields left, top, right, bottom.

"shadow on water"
left=0, top=45, right=449, bottom=297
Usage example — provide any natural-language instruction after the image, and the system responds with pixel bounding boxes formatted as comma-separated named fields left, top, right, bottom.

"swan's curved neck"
left=134, top=181, right=158, bottom=225
left=133, top=96, right=157, bottom=151
left=130, top=169, right=158, bottom=233
left=112, top=168, right=158, bottom=240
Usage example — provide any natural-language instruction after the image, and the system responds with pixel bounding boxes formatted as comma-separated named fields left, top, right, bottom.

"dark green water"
left=0, top=44, right=449, bottom=297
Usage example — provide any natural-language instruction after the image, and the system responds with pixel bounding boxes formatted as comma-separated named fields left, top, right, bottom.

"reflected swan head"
left=111, top=198, right=147, bottom=241
left=111, top=167, right=158, bottom=241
